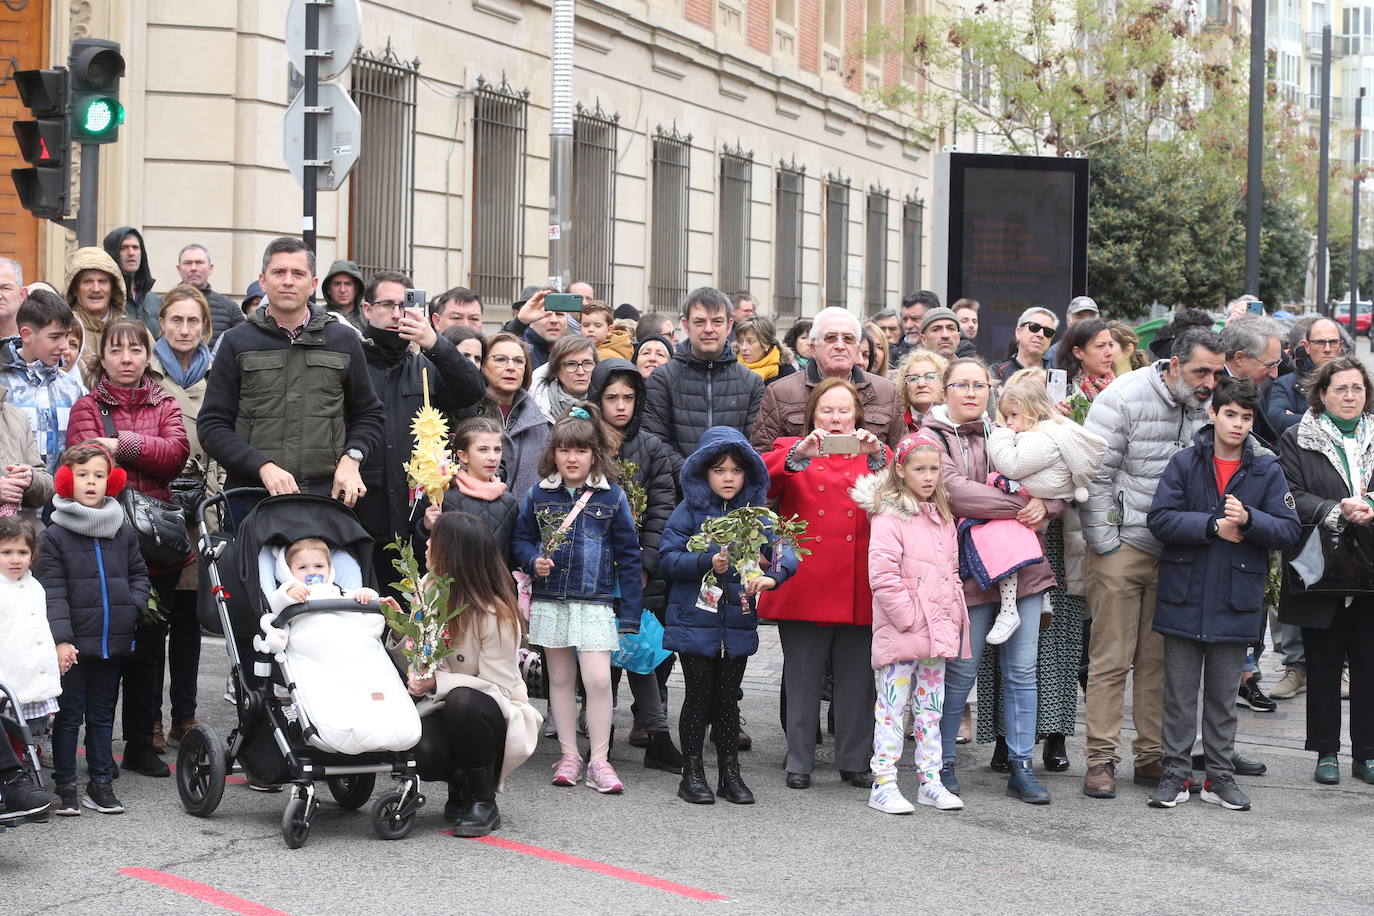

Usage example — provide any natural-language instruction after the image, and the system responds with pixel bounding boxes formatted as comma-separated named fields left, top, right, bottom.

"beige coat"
left=415, top=607, right=541, bottom=790
left=150, top=352, right=223, bottom=589
left=0, top=388, right=55, bottom=521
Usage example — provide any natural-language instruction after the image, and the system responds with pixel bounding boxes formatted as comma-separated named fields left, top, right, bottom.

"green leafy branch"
left=616, top=459, right=647, bottom=527
left=535, top=507, right=571, bottom=558
left=685, top=506, right=812, bottom=589
left=384, top=537, right=465, bottom=678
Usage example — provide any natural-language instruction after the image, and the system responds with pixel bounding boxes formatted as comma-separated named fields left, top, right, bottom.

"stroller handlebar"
left=197, top=487, right=271, bottom=529
left=271, top=599, right=385, bottom=629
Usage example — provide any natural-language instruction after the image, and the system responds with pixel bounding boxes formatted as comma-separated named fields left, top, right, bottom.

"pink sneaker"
left=551, top=753, right=583, bottom=787
left=584, top=760, right=624, bottom=794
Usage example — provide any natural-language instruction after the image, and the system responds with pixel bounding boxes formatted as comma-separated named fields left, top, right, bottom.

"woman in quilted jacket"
left=67, top=318, right=190, bottom=778
left=851, top=433, right=970, bottom=815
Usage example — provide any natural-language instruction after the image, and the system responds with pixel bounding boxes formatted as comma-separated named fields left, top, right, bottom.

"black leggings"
left=678, top=654, right=747, bottom=759
left=413, top=687, right=508, bottom=781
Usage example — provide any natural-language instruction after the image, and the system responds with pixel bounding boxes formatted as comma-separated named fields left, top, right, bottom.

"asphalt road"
left=6, top=337, right=1374, bottom=914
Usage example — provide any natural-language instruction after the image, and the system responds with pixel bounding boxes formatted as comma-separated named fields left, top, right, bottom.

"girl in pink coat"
left=851, top=433, right=970, bottom=815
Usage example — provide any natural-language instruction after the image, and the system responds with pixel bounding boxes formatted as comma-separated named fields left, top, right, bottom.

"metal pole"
left=547, top=0, right=574, bottom=292
left=1245, top=0, right=1266, bottom=295
left=303, top=0, right=320, bottom=255
left=1317, top=26, right=1332, bottom=313
left=77, top=143, right=99, bottom=247
left=1354, top=89, right=1365, bottom=309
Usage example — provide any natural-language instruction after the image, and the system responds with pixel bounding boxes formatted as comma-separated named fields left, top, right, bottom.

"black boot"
left=644, top=730, right=684, bottom=775
left=452, top=766, right=501, bottom=838
left=677, top=755, right=715, bottom=804
left=442, top=773, right=468, bottom=824
left=990, top=736, right=1010, bottom=773
left=1042, top=734, right=1069, bottom=772
left=716, top=750, right=754, bottom=805
left=121, top=743, right=170, bottom=778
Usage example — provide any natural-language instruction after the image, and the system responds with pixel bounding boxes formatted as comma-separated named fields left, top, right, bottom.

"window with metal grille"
left=349, top=48, right=419, bottom=277
left=824, top=175, right=851, bottom=309
left=572, top=101, right=618, bottom=305
left=470, top=76, right=529, bottom=306
left=865, top=187, right=889, bottom=316
left=902, top=196, right=924, bottom=294
left=650, top=125, right=692, bottom=311
left=718, top=144, right=753, bottom=294
left=774, top=161, right=805, bottom=319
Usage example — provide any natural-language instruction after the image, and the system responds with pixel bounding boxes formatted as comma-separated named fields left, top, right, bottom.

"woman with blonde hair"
left=895, top=349, right=948, bottom=432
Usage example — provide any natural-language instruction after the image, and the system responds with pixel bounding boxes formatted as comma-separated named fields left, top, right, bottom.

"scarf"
left=741, top=346, right=781, bottom=382
left=50, top=495, right=126, bottom=539
left=541, top=379, right=576, bottom=420
left=154, top=337, right=212, bottom=389
left=454, top=468, right=508, bottom=501
left=1317, top=411, right=1374, bottom=497
left=1076, top=371, right=1115, bottom=402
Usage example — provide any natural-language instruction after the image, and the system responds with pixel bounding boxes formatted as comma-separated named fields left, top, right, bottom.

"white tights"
left=544, top=648, right=613, bottom=764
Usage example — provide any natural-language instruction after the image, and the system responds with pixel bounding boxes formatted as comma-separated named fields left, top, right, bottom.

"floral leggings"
left=870, top=659, right=946, bottom=784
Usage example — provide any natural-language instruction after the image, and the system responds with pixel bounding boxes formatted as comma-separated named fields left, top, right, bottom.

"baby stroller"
left=176, top=488, right=425, bottom=848
left=0, top=679, right=47, bottom=831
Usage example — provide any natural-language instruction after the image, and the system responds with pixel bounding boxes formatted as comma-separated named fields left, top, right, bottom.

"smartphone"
left=544, top=293, right=584, bottom=313
left=1047, top=368, right=1067, bottom=404
left=819, top=434, right=861, bottom=456
left=1247, top=300, right=1264, bottom=315
left=404, top=288, right=427, bottom=312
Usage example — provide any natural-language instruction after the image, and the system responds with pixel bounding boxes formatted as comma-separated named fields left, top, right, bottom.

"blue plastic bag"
left=611, top=610, right=672, bottom=674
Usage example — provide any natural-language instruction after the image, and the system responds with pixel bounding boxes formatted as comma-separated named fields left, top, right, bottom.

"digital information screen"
left=931, top=153, right=1089, bottom=362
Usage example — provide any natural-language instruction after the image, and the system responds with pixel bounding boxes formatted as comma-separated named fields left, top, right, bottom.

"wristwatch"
left=345, top=448, right=364, bottom=462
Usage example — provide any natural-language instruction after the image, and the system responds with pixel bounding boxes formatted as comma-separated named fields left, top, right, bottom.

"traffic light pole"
left=302, top=0, right=320, bottom=254
left=77, top=143, right=99, bottom=246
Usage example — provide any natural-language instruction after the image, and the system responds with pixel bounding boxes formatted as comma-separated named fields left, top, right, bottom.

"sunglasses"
left=1021, top=321, right=1056, bottom=339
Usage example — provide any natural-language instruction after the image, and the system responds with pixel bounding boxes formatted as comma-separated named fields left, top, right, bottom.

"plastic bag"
left=611, top=610, right=672, bottom=674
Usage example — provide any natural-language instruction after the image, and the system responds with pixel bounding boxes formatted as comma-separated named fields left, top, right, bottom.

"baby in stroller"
left=258, top=538, right=379, bottom=655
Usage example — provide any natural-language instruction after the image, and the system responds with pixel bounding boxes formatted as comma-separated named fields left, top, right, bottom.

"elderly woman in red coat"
left=68, top=318, right=191, bottom=777
left=759, top=377, right=890, bottom=790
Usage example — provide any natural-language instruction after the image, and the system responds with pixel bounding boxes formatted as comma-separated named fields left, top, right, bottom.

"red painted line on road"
left=119, top=867, right=291, bottom=916
left=444, top=831, right=727, bottom=901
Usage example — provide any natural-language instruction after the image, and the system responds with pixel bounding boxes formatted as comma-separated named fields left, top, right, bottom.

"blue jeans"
left=52, top=657, right=122, bottom=786
left=941, top=594, right=1043, bottom=766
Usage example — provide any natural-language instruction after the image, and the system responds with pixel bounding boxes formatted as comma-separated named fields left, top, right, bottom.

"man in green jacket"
left=199, top=238, right=383, bottom=513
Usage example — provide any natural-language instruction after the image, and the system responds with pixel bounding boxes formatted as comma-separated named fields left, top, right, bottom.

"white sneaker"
left=918, top=780, right=965, bottom=811
left=867, top=781, right=915, bottom=815
left=1269, top=667, right=1306, bottom=700
left=986, top=608, right=1021, bottom=646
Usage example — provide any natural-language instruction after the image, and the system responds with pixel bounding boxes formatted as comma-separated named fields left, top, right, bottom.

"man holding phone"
left=502, top=286, right=572, bottom=370
left=354, top=271, right=486, bottom=591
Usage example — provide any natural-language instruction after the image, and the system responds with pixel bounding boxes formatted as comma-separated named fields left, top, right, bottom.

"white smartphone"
left=1047, top=369, right=1067, bottom=404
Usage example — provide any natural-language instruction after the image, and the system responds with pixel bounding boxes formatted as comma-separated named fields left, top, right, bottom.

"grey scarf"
left=50, top=495, right=127, bottom=539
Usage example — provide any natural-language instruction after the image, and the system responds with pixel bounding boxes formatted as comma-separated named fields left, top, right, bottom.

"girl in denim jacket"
left=512, top=403, right=643, bottom=794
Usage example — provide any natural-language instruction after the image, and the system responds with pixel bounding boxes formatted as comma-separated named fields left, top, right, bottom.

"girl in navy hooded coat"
left=659, top=426, right=798, bottom=805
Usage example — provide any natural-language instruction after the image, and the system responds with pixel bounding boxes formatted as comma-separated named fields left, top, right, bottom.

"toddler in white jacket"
left=982, top=373, right=1107, bottom=644
left=0, top=518, right=62, bottom=734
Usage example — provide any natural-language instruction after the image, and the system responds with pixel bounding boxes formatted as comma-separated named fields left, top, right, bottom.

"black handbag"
left=100, top=406, right=191, bottom=567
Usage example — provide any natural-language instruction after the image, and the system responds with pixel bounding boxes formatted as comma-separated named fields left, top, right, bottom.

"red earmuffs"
left=55, top=442, right=127, bottom=499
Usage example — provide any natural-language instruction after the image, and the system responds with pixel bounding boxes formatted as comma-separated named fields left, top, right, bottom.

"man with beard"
left=322, top=259, right=366, bottom=331
left=1079, top=328, right=1226, bottom=800
left=353, top=270, right=484, bottom=591
left=101, top=227, right=157, bottom=332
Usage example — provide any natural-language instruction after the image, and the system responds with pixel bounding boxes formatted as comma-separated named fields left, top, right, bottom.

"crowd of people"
left=1, top=236, right=1371, bottom=835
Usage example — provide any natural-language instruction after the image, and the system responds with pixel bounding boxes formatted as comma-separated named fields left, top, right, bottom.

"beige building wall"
left=42, top=0, right=932, bottom=320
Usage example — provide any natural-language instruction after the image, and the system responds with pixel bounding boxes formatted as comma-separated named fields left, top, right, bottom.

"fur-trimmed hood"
left=850, top=468, right=946, bottom=521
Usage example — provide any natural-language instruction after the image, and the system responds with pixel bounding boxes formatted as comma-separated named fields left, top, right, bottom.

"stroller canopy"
left=233, top=494, right=376, bottom=610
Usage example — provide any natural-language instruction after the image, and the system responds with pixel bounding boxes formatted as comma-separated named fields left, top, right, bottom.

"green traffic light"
left=72, top=95, right=124, bottom=141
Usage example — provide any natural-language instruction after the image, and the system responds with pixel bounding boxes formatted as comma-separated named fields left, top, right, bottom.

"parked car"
left=1333, top=300, right=1373, bottom=335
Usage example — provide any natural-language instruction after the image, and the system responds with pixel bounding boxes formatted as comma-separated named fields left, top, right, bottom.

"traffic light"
left=10, top=67, right=70, bottom=219
left=68, top=38, right=125, bottom=144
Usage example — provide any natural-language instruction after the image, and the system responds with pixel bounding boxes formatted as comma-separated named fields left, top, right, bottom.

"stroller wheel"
left=176, top=725, right=227, bottom=817
left=327, top=774, right=376, bottom=810
left=281, top=793, right=315, bottom=849
left=371, top=790, right=417, bottom=841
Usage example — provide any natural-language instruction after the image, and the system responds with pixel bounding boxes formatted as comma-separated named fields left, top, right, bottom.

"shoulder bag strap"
left=558, top=488, right=595, bottom=533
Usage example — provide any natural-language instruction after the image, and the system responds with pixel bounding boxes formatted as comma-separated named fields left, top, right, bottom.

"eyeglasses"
left=947, top=381, right=990, bottom=394
left=821, top=332, right=859, bottom=346
left=487, top=354, right=527, bottom=368
left=562, top=360, right=596, bottom=373
left=1255, top=356, right=1283, bottom=371
left=1020, top=321, right=1056, bottom=339
left=370, top=300, right=406, bottom=314
left=1330, top=385, right=1367, bottom=398
left=1308, top=338, right=1342, bottom=350
left=905, top=372, right=941, bottom=384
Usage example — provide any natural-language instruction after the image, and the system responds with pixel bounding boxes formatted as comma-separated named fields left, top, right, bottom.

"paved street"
left=7, top=336, right=1374, bottom=914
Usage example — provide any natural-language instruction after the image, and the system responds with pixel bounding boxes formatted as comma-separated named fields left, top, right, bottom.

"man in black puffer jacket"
left=643, top=287, right=763, bottom=459
left=588, top=356, right=685, bottom=772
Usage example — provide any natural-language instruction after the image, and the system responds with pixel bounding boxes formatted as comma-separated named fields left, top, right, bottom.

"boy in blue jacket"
left=660, top=426, right=798, bottom=806
left=1145, top=377, right=1300, bottom=811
